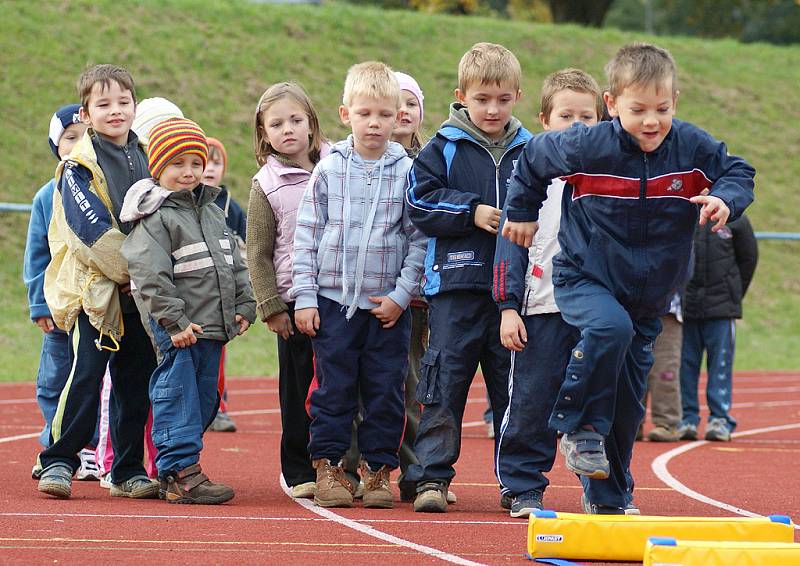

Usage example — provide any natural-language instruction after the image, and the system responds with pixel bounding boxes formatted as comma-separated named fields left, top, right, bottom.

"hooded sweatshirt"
left=444, top=103, right=523, bottom=162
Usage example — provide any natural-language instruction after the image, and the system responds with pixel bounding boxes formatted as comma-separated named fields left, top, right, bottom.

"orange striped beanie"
left=147, top=118, right=208, bottom=179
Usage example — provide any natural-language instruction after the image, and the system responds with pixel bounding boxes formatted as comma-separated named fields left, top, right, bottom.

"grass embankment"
left=1, top=0, right=798, bottom=380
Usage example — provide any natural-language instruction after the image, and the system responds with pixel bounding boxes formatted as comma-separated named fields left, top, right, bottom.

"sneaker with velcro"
left=38, top=463, right=73, bottom=499
left=509, top=490, right=543, bottom=518
left=560, top=430, right=609, bottom=479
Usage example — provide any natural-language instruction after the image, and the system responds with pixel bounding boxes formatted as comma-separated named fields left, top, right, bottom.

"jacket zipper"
left=463, top=138, right=527, bottom=209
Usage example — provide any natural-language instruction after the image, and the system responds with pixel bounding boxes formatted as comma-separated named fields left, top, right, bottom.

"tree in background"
left=547, top=0, right=614, bottom=26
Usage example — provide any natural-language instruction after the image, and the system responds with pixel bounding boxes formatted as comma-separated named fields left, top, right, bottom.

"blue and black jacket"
left=406, top=125, right=532, bottom=297
left=504, top=118, right=755, bottom=319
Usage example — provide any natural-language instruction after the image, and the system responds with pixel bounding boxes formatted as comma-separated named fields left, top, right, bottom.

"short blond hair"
left=342, top=61, right=400, bottom=108
left=540, top=68, right=603, bottom=122
left=458, top=42, right=521, bottom=93
left=605, top=42, right=678, bottom=97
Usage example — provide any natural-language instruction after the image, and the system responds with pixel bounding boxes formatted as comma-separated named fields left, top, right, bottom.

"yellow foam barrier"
left=644, top=537, right=800, bottom=566
left=527, top=511, right=795, bottom=562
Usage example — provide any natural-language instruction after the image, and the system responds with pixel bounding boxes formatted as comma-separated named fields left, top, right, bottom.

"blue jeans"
left=680, top=318, right=737, bottom=430
left=36, top=329, right=71, bottom=447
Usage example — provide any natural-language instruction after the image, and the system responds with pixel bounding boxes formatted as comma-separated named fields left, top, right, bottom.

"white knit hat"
left=132, top=97, right=184, bottom=145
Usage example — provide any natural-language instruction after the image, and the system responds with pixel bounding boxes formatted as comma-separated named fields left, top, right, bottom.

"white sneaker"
left=76, top=448, right=100, bottom=481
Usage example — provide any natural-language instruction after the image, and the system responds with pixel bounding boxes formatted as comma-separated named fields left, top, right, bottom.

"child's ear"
left=78, top=106, right=91, bottom=125
left=603, top=92, right=618, bottom=118
left=538, top=111, right=549, bottom=131
left=338, top=105, right=350, bottom=126
left=515, top=89, right=523, bottom=102
left=454, top=88, right=466, bottom=104
left=672, top=90, right=680, bottom=113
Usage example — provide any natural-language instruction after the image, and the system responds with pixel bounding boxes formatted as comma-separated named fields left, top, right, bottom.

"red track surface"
left=1, top=370, right=798, bottom=565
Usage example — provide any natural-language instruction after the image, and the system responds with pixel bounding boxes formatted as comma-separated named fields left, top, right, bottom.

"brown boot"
left=313, top=459, right=354, bottom=508
left=360, top=460, right=393, bottom=509
left=160, top=463, right=234, bottom=505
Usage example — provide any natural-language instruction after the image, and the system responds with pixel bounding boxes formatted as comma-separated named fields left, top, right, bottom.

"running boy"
left=493, top=69, right=601, bottom=518
left=502, top=43, right=755, bottom=513
left=404, top=42, right=532, bottom=513
left=291, top=62, right=425, bottom=509
left=38, top=64, right=158, bottom=500
left=121, top=118, right=255, bottom=504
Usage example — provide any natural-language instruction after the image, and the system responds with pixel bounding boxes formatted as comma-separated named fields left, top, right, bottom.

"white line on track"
left=0, top=432, right=39, bottom=444
left=652, top=422, right=800, bottom=529
left=279, top=475, right=487, bottom=565
left=226, top=408, right=280, bottom=416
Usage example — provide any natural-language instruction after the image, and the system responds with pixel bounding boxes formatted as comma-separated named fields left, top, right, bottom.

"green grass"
left=1, top=0, right=798, bottom=380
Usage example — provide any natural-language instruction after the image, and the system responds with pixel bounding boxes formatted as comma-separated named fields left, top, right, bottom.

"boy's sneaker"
left=110, top=475, right=160, bottom=499
left=560, top=430, right=609, bottom=479
left=161, top=464, right=234, bottom=504
left=624, top=501, right=641, bottom=515
left=580, top=493, right=625, bottom=515
left=413, top=482, right=448, bottom=513
left=76, top=448, right=101, bottom=480
left=359, top=460, right=393, bottom=509
left=313, top=459, right=354, bottom=508
left=209, top=412, right=237, bottom=432
left=500, top=493, right=513, bottom=510
left=487, top=422, right=495, bottom=439
left=647, top=425, right=680, bottom=442
left=509, top=490, right=543, bottom=518
left=290, top=481, right=316, bottom=499
left=31, top=463, right=43, bottom=480
left=678, top=423, right=698, bottom=441
left=705, top=418, right=732, bottom=442
left=401, top=482, right=456, bottom=504
left=38, top=463, right=73, bottom=499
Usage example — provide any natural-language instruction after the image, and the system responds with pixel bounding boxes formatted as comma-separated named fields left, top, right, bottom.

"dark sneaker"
left=678, top=422, right=698, bottom=441
left=31, top=463, right=43, bottom=480
left=560, top=430, right=609, bottom=479
left=705, top=418, right=732, bottom=442
left=110, top=475, right=160, bottom=499
left=313, top=459, right=354, bottom=508
left=413, top=482, right=448, bottom=513
left=38, top=463, right=73, bottom=499
left=647, top=425, right=680, bottom=442
left=360, top=461, right=393, bottom=509
left=161, top=464, right=235, bottom=504
left=208, top=412, right=237, bottom=432
left=500, top=493, right=513, bottom=510
left=509, top=491, right=543, bottom=518
left=581, top=493, right=625, bottom=515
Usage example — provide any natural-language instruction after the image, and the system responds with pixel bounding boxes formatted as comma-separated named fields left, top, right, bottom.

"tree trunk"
left=548, top=0, right=614, bottom=27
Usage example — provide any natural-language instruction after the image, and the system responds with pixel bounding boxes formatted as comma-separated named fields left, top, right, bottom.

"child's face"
left=158, top=154, right=205, bottom=192
left=79, top=80, right=136, bottom=145
left=604, top=80, right=678, bottom=153
left=201, top=152, right=225, bottom=187
left=339, top=95, right=398, bottom=160
left=57, top=122, right=89, bottom=159
left=541, top=89, right=599, bottom=132
left=260, top=99, right=311, bottom=163
left=455, top=80, right=521, bottom=140
left=393, top=90, right=422, bottom=140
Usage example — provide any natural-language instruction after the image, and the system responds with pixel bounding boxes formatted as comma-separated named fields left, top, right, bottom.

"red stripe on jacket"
left=564, top=169, right=711, bottom=201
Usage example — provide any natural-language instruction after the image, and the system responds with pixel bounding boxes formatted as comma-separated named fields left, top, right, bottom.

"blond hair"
left=458, top=42, right=521, bottom=93
left=540, top=68, right=604, bottom=123
left=77, top=64, right=136, bottom=109
left=342, top=61, right=400, bottom=108
left=253, top=82, right=325, bottom=167
left=605, top=42, right=678, bottom=97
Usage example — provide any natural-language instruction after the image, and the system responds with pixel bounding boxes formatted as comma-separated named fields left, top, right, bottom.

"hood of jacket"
left=120, top=180, right=221, bottom=222
left=443, top=103, right=523, bottom=155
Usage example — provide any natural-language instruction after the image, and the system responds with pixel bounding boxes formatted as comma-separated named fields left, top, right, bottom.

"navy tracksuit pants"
left=551, top=270, right=661, bottom=508
left=496, top=313, right=580, bottom=497
left=308, top=296, right=411, bottom=470
left=406, top=290, right=510, bottom=486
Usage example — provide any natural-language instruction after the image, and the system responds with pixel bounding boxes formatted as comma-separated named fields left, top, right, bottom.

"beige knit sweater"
left=246, top=179, right=287, bottom=322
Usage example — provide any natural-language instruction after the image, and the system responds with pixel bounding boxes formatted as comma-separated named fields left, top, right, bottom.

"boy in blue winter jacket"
left=405, top=42, right=532, bottom=513
left=502, top=43, right=755, bottom=513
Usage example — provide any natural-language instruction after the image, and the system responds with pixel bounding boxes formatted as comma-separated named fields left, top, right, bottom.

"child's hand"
left=690, top=194, right=730, bottom=232
left=235, top=314, right=250, bottom=335
left=35, top=317, right=55, bottom=333
left=500, top=309, right=527, bottom=352
left=474, top=204, right=501, bottom=234
left=369, top=296, right=403, bottom=329
left=501, top=220, right=539, bottom=248
left=295, top=308, right=320, bottom=337
left=171, top=322, right=203, bottom=348
left=266, top=311, right=294, bottom=340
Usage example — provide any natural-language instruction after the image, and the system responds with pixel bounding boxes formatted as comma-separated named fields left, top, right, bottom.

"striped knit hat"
left=147, top=118, right=208, bottom=179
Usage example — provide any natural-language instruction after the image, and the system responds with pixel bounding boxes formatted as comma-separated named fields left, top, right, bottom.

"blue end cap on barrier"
left=768, top=515, right=792, bottom=524
left=649, top=537, right=678, bottom=546
left=533, top=510, right=558, bottom=518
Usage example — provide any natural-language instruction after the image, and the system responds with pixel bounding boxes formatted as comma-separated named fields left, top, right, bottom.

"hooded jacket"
left=120, top=179, right=256, bottom=341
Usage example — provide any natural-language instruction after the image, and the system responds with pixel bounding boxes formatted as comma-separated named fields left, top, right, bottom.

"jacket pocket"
left=416, top=347, right=441, bottom=405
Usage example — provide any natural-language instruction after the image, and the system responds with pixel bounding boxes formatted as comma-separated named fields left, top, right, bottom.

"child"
left=202, top=137, right=247, bottom=433
left=679, top=214, right=758, bottom=442
left=291, top=62, right=425, bottom=509
left=38, top=64, right=159, bottom=500
left=502, top=43, right=755, bottom=513
left=404, top=42, right=531, bottom=513
left=131, top=96, right=184, bottom=145
left=247, top=82, right=329, bottom=498
left=120, top=118, right=256, bottom=504
left=493, top=68, right=601, bottom=518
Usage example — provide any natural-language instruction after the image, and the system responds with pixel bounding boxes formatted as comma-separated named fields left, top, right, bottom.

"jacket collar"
left=612, top=116, right=676, bottom=156
left=437, top=124, right=532, bottom=149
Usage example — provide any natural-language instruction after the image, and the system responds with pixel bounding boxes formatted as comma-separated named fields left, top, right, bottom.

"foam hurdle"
left=644, top=537, right=800, bottom=566
left=527, top=511, right=795, bottom=562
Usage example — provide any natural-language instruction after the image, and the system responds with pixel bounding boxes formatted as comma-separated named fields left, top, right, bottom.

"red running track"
left=0, top=370, right=798, bottom=565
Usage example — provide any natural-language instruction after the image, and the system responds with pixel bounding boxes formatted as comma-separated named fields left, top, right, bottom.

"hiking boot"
left=560, top=430, right=609, bottom=479
left=76, top=448, right=101, bottom=480
left=413, top=482, right=448, bottom=513
left=38, top=463, right=73, bottom=499
left=313, top=459, right=354, bottom=508
left=580, top=493, right=625, bottom=515
left=509, top=490, right=543, bottom=518
left=647, top=425, right=680, bottom=442
left=290, top=481, right=316, bottom=499
left=208, top=412, right=237, bottom=432
left=110, top=474, right=160, bottom=499
left=360, top=460, right=393, bottom=509
left=678, top=422, right=698, bottom=441
left=500, top=493, right=513, bottom=510
left=160, top=464, right=235, bottom=505
left=705, top=418, right=732, bottom=442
